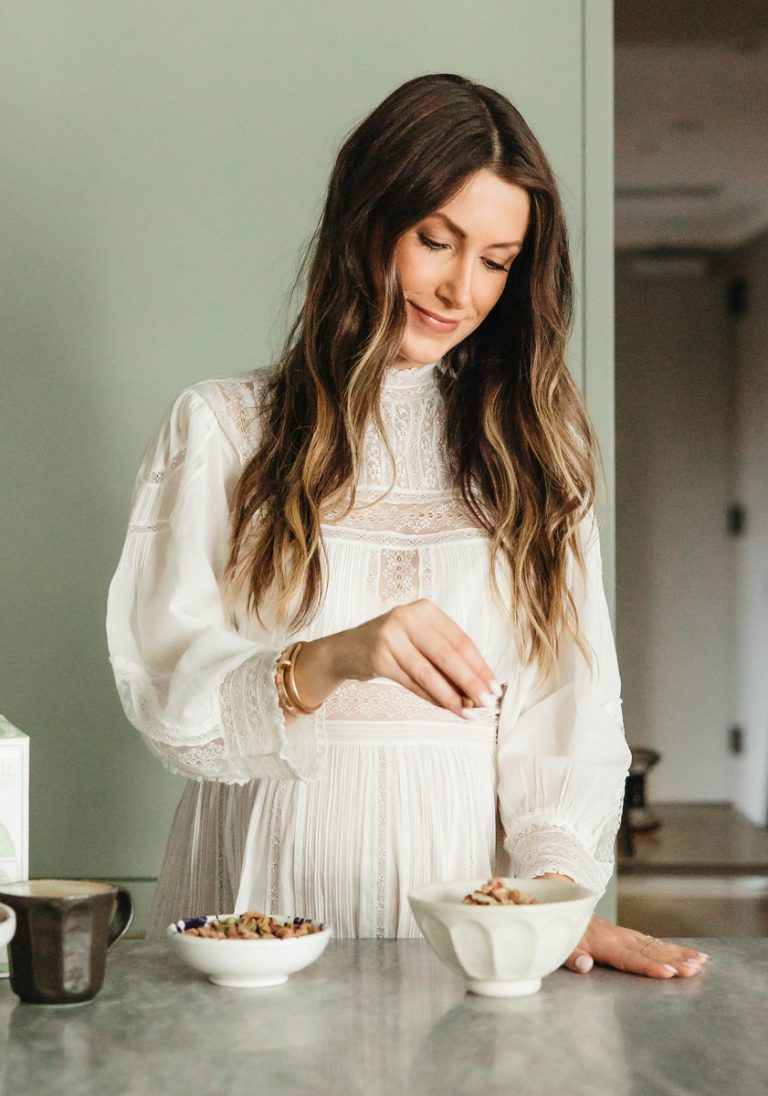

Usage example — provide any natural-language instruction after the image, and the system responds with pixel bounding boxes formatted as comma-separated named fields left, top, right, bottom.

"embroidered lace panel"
left=112, top=660, right=247, bottom=782
left=506, top=815, right=616, bottom=895
left=143, top=449, right=187, bottom=485
left=322, top=495, right=478, bottom=535
left=321, top=524, right=487, bottom=549
left=128, top=521, right=169, bottom=535
left=360, top=380, right=451, bottom=496
left=219, top=649, right=327, bottom=783
left=269, top=781, right=290, bottom=914
left=324, top=681, right=496, bottom=726
left=594, top=781, right=626, bottom=865
left=193, top=373, right=262, bottom=464
left=376, top=747, right=388, bottom=939
left=111, top=648, right=326, bottom=785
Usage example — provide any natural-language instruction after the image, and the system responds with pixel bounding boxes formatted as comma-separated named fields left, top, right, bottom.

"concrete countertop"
left=1, top=938, right=766, bottom=1095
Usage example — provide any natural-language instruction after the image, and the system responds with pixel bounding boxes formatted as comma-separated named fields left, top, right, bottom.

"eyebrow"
left=428, top=211, right=523, bottom=250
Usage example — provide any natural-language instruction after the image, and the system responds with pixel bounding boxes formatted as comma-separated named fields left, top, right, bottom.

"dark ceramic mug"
left=0, top=879, right=133, bottom=1005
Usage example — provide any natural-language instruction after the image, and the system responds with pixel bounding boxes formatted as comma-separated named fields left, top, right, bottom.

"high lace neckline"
left=382, top=358, right=443, bottom=391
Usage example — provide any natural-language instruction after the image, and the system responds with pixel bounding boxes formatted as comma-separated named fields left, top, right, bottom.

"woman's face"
left=392, top=169, right=530, bottom=368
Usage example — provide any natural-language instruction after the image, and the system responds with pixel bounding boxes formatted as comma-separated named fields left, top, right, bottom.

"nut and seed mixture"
left=182, top=911, right=324, bottom=939
left=462, top=878, right=540, bottom=906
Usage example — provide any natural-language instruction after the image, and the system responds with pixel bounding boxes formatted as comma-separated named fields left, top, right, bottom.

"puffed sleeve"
left=495, top=511, right=631, bottom=895
left=106, top=383, right=326, bottom=784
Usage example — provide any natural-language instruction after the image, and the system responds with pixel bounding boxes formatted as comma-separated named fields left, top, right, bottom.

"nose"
left=436, top=255, right=473, bottom=312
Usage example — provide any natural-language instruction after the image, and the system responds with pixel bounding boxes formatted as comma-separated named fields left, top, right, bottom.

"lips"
left=408, top=301, right=461, bottom=332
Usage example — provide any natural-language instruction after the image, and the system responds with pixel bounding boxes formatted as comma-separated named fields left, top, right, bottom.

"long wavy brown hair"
left=225, top=73, right=599, bottom=677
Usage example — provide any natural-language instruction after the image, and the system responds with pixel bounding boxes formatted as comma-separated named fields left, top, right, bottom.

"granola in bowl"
left=179, top=911, right=324, bottom=939
left=462, top=877, right=540, bottom=906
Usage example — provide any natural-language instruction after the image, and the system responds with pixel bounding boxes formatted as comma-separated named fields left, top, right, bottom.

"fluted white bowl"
left=0, top=903, right=15, bottom=949
left=408, top=878, right=599, bottom=997
left=167, top=914, right=332, bottom=988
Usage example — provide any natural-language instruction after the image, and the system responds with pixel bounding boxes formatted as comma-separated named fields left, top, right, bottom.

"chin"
left=397, top=329, right=459, bottom=365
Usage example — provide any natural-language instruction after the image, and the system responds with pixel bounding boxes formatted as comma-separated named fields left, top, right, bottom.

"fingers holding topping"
left=402, top=601, right=502, bottom=707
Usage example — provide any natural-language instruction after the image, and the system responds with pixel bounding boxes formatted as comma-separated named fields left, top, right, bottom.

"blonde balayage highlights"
left=226, top=73, right=598, bottom=678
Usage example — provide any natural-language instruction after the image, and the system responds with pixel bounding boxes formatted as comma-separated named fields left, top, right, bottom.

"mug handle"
left=108, top=887, right=134, bottom=947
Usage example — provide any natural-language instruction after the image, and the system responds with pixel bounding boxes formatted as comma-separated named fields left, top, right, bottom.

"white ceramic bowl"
left=166, top=914, right=332, bottom=988
left=0, top=902, right=16, bottom=950
left=408, top=877, right=599, bottom=997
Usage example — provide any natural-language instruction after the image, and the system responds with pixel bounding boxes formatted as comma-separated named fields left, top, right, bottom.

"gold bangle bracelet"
left=276, top=641, right=322, bottom=716
left=284, top=641, right=323, bottom=714
left=275, top=645, right=299, bottom=715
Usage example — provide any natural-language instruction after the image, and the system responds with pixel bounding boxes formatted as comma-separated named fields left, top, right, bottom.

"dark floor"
left=617, top=802, right=768, bottom=936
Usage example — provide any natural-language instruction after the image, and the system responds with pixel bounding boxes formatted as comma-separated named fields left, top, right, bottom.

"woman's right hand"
left=293, top=599, right=502, bottom=720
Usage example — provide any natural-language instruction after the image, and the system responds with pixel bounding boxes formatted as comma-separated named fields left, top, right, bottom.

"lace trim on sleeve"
left=111, top=656, right=254, bottom=784
left=143, top=737, right=249, bottom=784
left=218, top=650, right=327, bottom=782
left=594, top=780, right=626, bottom=865
left=111, top=650, right=327, bottom=784
left=111, top=655, right=220, bottom=745
left=504, top=811, right=616, bottom=896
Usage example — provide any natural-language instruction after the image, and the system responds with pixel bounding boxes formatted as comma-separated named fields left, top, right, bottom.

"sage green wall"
left=0, top=1, right=616, bottom=928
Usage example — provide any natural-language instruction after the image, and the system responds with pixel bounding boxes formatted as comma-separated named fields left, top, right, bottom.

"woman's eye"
left=417, top=232, right=448, bottom=251
left=484, top=259, right=511, bottom=273
left=417, top=232, right=510, bottom=274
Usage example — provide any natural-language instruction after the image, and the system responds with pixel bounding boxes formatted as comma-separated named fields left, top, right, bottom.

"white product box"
left=0, top=715, right=29, bottom=977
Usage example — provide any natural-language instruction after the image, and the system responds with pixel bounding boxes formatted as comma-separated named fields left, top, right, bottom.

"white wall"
left=615, top=253, right=737, bottom=803
left=728, top=230, right=768, bottom=825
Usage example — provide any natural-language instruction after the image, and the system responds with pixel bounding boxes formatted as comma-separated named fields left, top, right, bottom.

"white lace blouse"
left=106, top=359, right=631, bottom=939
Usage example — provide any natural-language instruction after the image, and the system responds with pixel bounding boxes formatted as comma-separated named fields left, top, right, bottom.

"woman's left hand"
left=565, top=915, right=710, bottom=978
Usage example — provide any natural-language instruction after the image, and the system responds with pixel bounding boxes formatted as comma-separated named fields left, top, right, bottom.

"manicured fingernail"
left=683, top=958, right=701, bottom=967
left=662, top=964, right=677, bottom=975
left=489, top=679, right=503, bottom=698
left=461, top=708, right=485, bottom=722
left=695, top=952, right=710, bottom=960
left=575, top=955, right=593, bottom=973
left=478, top=690, right=496, bottom=708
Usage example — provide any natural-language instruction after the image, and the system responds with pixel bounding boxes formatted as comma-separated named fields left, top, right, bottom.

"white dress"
left=106, top=359, right=631, bottom=939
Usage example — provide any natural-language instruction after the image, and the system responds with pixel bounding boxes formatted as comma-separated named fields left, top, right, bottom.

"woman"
left=107, top=73, right=708, bottom=978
